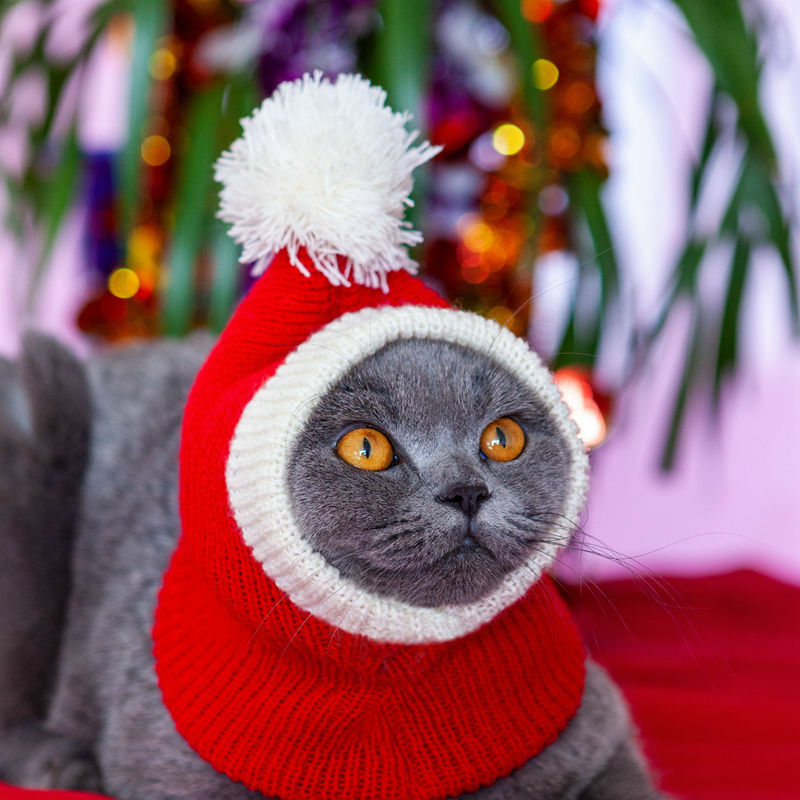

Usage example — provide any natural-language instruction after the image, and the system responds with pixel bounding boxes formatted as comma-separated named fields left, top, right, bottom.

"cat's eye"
left=480, top=417, right=525, bottom=462
left=336, top=428, right=396, bottom=471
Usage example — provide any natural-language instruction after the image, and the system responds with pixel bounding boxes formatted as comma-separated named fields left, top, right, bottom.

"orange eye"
left=336, top=428, right=395, bottom=471
left=480, top=417, right=525, bottom=462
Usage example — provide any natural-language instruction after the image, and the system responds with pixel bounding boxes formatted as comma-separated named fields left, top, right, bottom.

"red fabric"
left=566, top=569, right=800, bottom=800
left=153, top=255, right=586, bottom=800
left=0, top=787, right=106, bottom=800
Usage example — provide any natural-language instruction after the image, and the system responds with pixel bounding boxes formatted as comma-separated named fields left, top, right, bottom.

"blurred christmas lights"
left=554, top=367, right=607, bottom=448
left=141, top=135, right=171, bottom=167
left=492, top=123, right=526, bottom=156
left=148, top=48, right=178, bottom=81
left=521, top=0, right=555, bottom=23
left=108, top=268, right=141, bottom=299
left=74, top=0, right=607, bottom=355
left=532, top=58, right=559, bottom=90
left=426, top=0, right=607, bottom=355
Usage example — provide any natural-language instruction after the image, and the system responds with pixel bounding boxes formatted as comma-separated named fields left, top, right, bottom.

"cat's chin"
left=365, top=546, right=510, bottom=608
left=427, top=546, right=507, bottom=607
left=325, top=521, right=530, bottom=608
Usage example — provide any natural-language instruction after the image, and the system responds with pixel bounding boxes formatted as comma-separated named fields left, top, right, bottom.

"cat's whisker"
left=512, top=509, right=706, bottom=635
left=514, top=555, right=597, bottom=637
left=355, top=593, right=382, bottom=678
left=267, top=581, right=352, bottom=681
left=485, top=272, right=583, bottom=356
left=300, top=341, right=359, bottom=366
left=370, top=532, right=427, bottom=559
left=321, top=588, right=368, bottom=669
left=319, top=561, right=407, bottom=670
left=248, top=543, right=387, bottom=646
left=269, top=611, right=314, bottom=674
left=553, top=540, right=717, bottom=673
left=283, top=391, right=329, bottom=450
left=534, top=521, right=688, bottom=609
left=551, top=571, right=610, bottom=654
left=327, top=329, right=374, bottom=355
left=549, top=557, right=636, bottom=643
left=518, top=514, right=715, bottom=667
left=363, top=517, right=415, bottom=533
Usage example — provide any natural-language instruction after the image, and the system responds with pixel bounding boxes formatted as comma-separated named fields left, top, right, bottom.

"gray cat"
left=0, top=332, right=667, bottom=800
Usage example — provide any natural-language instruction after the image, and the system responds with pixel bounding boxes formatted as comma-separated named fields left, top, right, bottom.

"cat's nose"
left=441, top=483, right=490, bottom=516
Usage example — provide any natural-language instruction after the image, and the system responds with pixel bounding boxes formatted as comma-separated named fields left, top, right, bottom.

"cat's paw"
left=40, top=758, right=102, bottom=793
left=14, top=736, right=102, bottom=792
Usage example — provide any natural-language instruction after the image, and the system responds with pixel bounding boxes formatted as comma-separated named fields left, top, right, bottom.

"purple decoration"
left=83, top=151, right=119, bottom=283
left=246, top=0, right=378, bottom=95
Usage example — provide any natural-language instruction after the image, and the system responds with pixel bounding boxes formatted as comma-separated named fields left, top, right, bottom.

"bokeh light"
left=460, top=217, right=495, bottom=253
left=128, top=225, right=161, bottom=267
left=582, top=131, right=608, bottom=170
left=108, top=268, right=141, bottom=299
left=461, top=263, right=490, bottom=284
left=492, top=123, right=526, bottom=156
left=148, top=48, right=177, bottom=81
left=538, top=184, right=569, bottom=216
left=141, top=135, right=171, bottom=166
left=488, top=305, right=526, bottom=336
left=187, top=0, right=220, bottom=11
left=532, top=58, right=559, bottom=91
left=521, top=0, right=554, bottom=23
left=554, top=367, right=607, bottom=448
left=548, top=123, right=581, bottom=161
left=469, top=132, right=507, bottom=172
left=562, top=81, right=595, bottom=114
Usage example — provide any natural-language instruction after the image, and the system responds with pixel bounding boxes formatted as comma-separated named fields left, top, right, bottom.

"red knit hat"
left=153, top=73, right=589, bottom=800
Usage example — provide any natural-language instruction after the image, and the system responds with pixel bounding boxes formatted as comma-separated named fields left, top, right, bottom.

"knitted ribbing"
left=226, top=303, right=589, bottom=644
left=154, top=546, right=584, bottom=800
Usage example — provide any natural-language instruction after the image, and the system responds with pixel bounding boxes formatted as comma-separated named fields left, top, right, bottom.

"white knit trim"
left=226, top=306, right=589, bottom=644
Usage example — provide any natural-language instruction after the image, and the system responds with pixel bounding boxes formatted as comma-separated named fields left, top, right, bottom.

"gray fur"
left=0, top=334, right=90, bottom=724
left=289, top=339, right=571, bottom=607
left=0, top=334, right=668, bottom=799
left=461, top=662, right=658, bottom=800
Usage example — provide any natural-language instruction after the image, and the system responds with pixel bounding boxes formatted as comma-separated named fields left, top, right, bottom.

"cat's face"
left=288, top=338, right=572, bottom=608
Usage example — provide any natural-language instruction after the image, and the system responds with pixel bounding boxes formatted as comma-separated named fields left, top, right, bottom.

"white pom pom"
left=214, top=72, right=441, bottom=290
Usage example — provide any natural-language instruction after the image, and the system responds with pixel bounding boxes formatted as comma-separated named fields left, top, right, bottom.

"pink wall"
left=573, top=318, right=800, bottom=583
